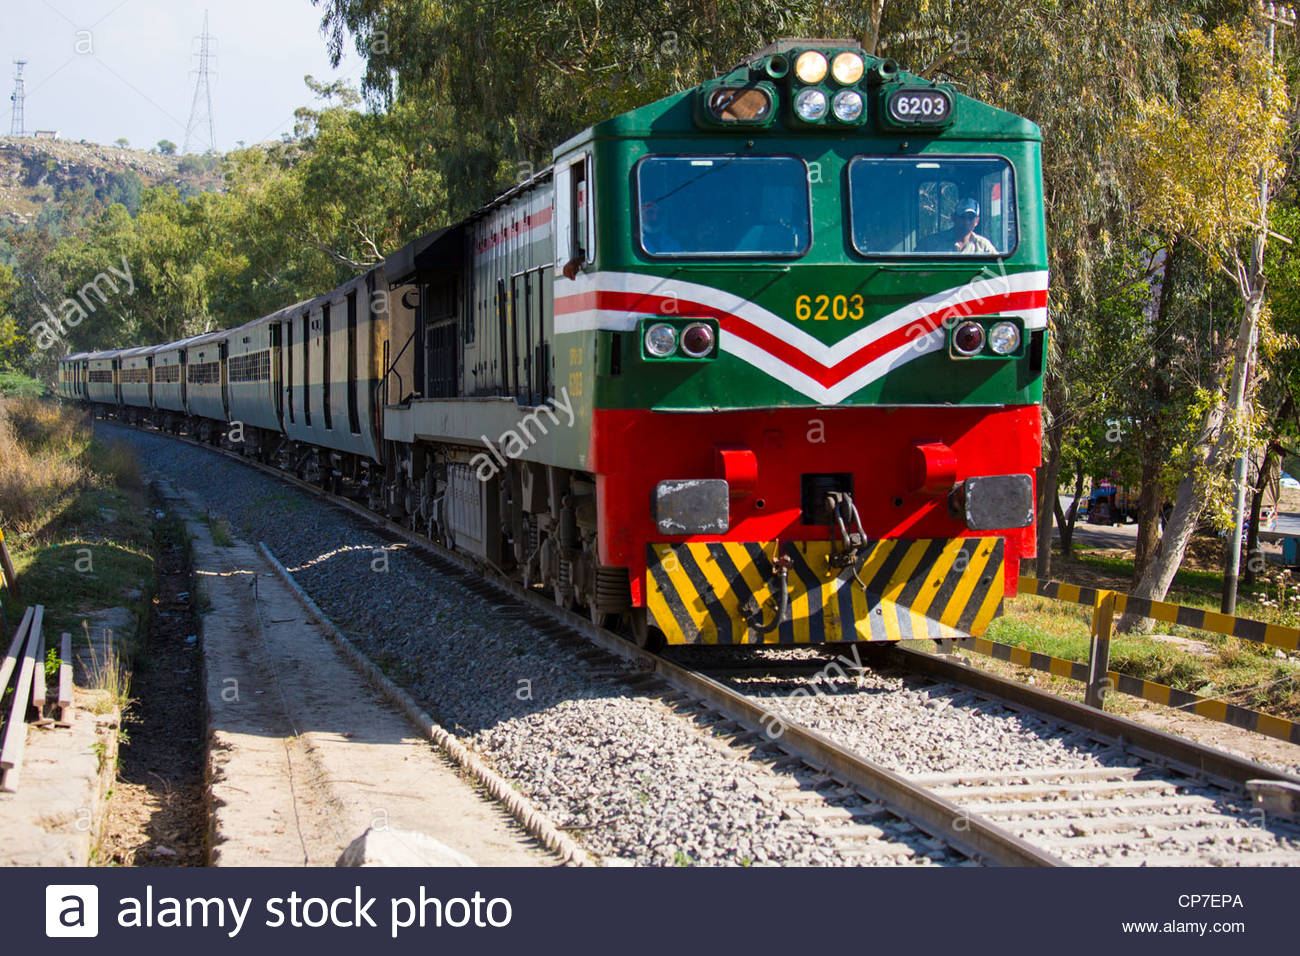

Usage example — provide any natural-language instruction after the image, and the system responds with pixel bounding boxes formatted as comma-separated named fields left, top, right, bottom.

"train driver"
left=921, top=197, right=997, bottom=254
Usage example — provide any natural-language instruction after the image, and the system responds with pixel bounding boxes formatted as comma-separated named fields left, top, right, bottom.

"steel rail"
left=99, top=419, right=1061, bottom=865
left=883, top=645, right=1300, bottom=790
left=694, top=646, right=1300, bottom=790
left=101, top=418, right=1300, bottom=859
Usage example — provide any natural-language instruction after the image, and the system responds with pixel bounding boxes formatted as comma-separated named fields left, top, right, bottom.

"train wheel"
left=626, top=609, right=666, bottom=653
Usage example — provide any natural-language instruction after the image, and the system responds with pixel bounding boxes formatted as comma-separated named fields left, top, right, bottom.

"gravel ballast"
left=101, top=424, right=951, bottom=866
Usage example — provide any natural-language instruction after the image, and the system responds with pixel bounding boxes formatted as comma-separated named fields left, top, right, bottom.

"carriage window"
left=637, top=156, right=811, bottom=258
left=848, top=157, right=1016, bottom=257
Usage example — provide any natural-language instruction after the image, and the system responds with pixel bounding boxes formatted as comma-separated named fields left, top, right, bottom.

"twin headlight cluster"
left=642, top=319, right=718, bottom=360
left=640, top=316, right=1022, bottom=363
left=792, top=50, right=866, bottom=124
left=700, top=46, right=895, bottom=128
left=949, top=319, right=1023, bottom=358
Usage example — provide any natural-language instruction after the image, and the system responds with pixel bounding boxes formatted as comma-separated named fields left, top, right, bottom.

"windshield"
left=637, top=156, right=811, bottom=257
left=848, top=157, right=1017, bottom=257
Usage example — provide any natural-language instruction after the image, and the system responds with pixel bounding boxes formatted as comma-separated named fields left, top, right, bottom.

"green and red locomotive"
left=62, top=38, right=1047, bottom=648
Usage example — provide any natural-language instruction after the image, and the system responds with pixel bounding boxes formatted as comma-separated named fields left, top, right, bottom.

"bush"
left=0, top=371, right=48, bottom=397
left=90, top=439, right=140, bottom=488
left=0, top=397, right=92, bottom=531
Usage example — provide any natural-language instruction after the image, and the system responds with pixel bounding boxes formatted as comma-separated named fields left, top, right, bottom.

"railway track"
left=99, top=419, right=1300, bottom=866
left=713, top=651, right=1300, bottom=865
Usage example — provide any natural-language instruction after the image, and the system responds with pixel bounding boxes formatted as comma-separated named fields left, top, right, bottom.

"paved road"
left=1054, top=497, right=1299, bottom=551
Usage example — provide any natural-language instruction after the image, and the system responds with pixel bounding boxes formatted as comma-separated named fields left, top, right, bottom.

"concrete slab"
left=149, top=477, right=551, bottom=867
left=0, top=688, right=119, bottom=865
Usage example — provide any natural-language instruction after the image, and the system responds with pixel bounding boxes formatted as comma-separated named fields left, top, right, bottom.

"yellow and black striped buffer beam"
left=646, top=537, right=1005, bottom=645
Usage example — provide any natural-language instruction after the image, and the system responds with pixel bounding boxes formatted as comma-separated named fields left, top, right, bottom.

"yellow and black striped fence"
left=949, top=577, right=1300, bottom=745
left=1019, top=577, right=1300, bottom=655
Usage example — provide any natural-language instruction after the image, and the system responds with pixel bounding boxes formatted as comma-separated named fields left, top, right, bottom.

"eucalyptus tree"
left=0, top=263, right=20, bottom=370
left=1120, top=22, right=1290, bottom=625
left=871, top=0, right=1186, bottom=577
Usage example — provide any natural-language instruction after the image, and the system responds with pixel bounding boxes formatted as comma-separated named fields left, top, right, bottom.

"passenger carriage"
left=85, top=349, right=122, bottom=407
left=117, top=345, right=156, bottom=420
left=182, top=331, right=228, bottom=441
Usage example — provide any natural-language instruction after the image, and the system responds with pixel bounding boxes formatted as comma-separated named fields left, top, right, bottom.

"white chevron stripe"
left=553, top=269, right=1049, bottom=403
left=556, top=269, right=1049, bottom=367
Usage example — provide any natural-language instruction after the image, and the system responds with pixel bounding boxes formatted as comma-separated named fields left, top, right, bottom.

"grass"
left=0, top=397, right=91, bottom=531
left=0, top=370, right=49, bottom=398
left=84, top=623, right=132, bottom=717
left=981, top=541, right=1300, bottom=718
left=0, top=397, right=156, bottom=685
left=205, top=514, right=233, bottom=547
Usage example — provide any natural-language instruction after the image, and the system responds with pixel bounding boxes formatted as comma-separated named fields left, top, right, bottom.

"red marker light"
left=681, top=322, right=715, bottom=358
left=952, top=321, right=985, bottom=356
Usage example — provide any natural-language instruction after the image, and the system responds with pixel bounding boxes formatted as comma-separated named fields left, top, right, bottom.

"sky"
left=0, top=0, right=362, bottom=151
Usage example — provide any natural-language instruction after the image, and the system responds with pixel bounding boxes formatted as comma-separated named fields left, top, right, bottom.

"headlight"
left=645, top=323, right=678, bottom=357
left=952, top=321, right=985, bottom=356
left=832, top=89, right=864, bottom=122
left=795, top=87, right=828, bottom=121
left=988, top=321, right=1021, bottom=355
left=680, top=322, right=715, bottom=358
left=831, top=52, right=865, bottom=85
left=794, top=50, right=828, bottom=84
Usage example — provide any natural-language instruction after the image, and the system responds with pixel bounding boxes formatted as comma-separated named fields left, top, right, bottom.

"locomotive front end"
left=568, top=39, right=1048, bottom=646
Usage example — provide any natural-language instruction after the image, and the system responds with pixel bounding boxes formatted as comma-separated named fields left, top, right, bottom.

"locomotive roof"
left=555, top=43, right=1040, bottom=153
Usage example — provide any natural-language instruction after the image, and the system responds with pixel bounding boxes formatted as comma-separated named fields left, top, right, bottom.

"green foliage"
left=157, top=140, right=177, bottom=156
left=0, top=261, right=22, bottom=369
left=0, top=371, right=48, bottom=397
left=1127, top=24, right=1290, bottom=283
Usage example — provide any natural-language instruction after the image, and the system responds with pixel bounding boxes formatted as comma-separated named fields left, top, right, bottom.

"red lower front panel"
left=590, top=404, right=1041, bottom=606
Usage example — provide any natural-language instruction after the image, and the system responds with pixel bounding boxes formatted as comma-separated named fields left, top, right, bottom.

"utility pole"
left=1223, top=1, right=1295, bottom=614
left=183, top=11, right=217, bottom=154
left=9, top=60, right=25, bottom=137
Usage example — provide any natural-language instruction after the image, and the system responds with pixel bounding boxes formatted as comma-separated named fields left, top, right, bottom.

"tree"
left=113, top=138, right=129, bottom=148
left=875, top=0, right=1185, bottom=579
left=157, top=139, right=177, bottom=155
left=1120, top=22, right=1290, bottom=626
left=0, top=262, right=22, bottom=369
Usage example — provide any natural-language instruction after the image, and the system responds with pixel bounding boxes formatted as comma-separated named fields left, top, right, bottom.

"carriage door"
left=496, top=278, right=510, bottom=398
left=423, top=277, right=459, bottom=399
left=271, top=323, right=284, bottom=427
left=512, top=272, right=532, bottom=405
left=533, top=266, right=553, bottom=400
left=220, top=342, right=230, bottom=416
left=345, top=293, right=359, bottom=432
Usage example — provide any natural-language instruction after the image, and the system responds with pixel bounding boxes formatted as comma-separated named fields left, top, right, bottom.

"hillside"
left=0, top=136, right=224, bottom=227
